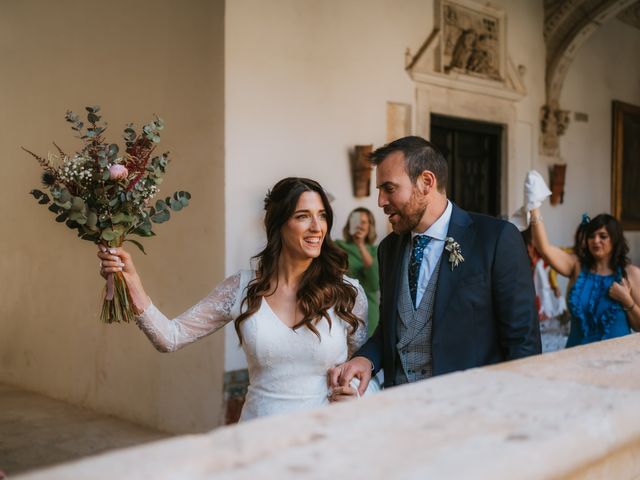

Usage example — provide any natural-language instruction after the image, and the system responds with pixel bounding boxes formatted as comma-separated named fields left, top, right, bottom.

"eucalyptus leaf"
left=151, top=209, right=170, bottom=223
left=125, top=239, right=147, bottom=255
left=70, top=196, right=85, bottom=212
left=38, top=194, right=50, bottom=205
left=58, top=189, right=71, bottom=203
left=133, top=227, right=156, bottom=237
left=65, top=111, right=79, bottom=122
left=54, top=200, right=72, bottom=210
left=169, top=198, right=182, bottom=211
left=101, top=228, right=117, bottom=241
left=30, top=189, right=43, bottom=199
left=86, top=212, right=98, bottom=230
left=68, top=211, right=87, bottom=224
left=55, top=212, right=68, bottom=223
left=111, top=212, right=134, bottom=224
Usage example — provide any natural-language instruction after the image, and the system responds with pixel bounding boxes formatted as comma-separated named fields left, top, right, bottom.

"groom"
left=330, top=136, right=541, bottom=393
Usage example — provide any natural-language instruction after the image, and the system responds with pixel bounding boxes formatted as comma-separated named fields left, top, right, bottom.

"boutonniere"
left=445, top=237, right=464, bottom=270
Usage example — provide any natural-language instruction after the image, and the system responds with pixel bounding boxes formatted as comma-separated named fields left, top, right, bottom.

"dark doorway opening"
left=430, top=114, right=502, bottom=217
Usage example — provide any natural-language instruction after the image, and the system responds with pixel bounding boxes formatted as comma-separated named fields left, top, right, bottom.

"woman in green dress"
left=336, top=207, right=380, bottom=336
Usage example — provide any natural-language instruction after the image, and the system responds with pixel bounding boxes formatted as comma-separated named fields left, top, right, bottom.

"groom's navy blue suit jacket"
left=356, top=203, right=541, bottom=387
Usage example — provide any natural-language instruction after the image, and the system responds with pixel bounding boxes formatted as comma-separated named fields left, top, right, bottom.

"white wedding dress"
left=136, top=270, right=369, bottom=421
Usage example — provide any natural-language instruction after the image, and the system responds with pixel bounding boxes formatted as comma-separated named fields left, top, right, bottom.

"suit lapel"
left=433, top=204, right=476, bottom=324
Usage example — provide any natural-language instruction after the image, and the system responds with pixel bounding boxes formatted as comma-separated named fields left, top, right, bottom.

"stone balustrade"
left=17, top=334, right=640, bottom=479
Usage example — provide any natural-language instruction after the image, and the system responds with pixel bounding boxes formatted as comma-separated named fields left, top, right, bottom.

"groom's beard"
left=386, top=189, right=427, bottom=235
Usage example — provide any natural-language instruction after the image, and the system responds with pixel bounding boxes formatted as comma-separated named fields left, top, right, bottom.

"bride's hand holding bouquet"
left=97, top=245, right=150, bottom=315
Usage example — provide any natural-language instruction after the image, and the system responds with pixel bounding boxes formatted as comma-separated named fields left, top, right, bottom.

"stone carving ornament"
left=540, top=102, right=570, bottom=156
left=442, top=0, right=502, bottom=80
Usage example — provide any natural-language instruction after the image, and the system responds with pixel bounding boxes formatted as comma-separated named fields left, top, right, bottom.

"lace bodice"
left=135, top=270, right=369, bottom=420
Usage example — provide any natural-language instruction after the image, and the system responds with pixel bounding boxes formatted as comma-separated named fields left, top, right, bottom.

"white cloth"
left=509, top=170, right=553, bottom=231
left=411, top=200, right=452, bottom=306
left=533, top=259, right=567, bottom=319
left=135, top=270, right=370, bottom=421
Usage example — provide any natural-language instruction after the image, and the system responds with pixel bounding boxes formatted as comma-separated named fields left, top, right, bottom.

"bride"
left=98, top=177, right=370, bottom=421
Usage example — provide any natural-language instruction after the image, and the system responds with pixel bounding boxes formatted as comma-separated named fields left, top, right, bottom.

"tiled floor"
left=0, top=383, right=168, bottom=476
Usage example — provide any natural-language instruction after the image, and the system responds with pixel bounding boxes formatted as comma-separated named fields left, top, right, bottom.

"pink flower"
left=109, top=164, right=128, bottom=181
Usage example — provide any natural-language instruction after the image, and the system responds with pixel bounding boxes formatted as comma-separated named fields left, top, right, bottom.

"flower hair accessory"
left=445, top=237, right=464, bottom=270
left=581, top=213, right=591, bottom=226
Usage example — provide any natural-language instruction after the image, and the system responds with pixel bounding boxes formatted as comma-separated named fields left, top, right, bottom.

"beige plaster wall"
left=0, top=0, right=226, bottom=433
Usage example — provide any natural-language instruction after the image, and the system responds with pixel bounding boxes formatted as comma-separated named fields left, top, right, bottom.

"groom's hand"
left=328, top=356, right=372, bottom=396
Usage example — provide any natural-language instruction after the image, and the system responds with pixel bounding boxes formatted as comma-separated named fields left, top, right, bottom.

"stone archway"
left=540, top=0, right=639, bottom=158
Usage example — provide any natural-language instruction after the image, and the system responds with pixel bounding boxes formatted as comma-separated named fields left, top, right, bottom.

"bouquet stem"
left=100, top=271, right=136, bottom=323
left=100, top=240, right=136, bottom=323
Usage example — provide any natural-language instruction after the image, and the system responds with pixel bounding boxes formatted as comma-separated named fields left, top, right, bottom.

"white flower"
left=444, top=237, right=464, bottom=270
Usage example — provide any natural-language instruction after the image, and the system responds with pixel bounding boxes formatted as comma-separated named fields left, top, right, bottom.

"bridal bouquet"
left=25, top=106, right=190, bottom=323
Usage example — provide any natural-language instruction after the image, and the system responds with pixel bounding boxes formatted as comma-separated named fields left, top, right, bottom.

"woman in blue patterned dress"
left=530, top=208, right=640, bottom=347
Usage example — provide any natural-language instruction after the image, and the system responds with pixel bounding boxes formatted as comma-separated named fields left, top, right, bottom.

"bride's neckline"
left=262, top=298, right=298, bottom=331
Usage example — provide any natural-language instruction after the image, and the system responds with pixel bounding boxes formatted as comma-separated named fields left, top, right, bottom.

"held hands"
left=327, top=384, right=358, bottom=402
left=609, top=277, right=634, bottom=309
left=327, top=356, right=372, bottom=399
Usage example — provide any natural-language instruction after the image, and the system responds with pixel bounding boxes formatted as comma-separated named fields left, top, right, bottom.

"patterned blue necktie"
left=409, top=235, right=431, bottom=309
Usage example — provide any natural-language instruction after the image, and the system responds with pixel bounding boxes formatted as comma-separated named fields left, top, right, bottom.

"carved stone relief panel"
left=439, top=0, right=505, bottom=81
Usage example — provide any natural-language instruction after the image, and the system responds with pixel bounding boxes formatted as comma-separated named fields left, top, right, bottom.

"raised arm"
left=98, top=246, right=245, bottom=352
left=530, top=207, right=578, bottom=278
left=135, top=272, right=243, bottom=352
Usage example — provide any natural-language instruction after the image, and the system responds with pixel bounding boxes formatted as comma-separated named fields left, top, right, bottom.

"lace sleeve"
left=345, top=276, right=369, bottom=358
left=135, top=271, right=245, bottom=352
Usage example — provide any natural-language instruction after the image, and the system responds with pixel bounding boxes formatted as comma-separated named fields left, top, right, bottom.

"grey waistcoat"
left=395, top=242, right=441, bottom=385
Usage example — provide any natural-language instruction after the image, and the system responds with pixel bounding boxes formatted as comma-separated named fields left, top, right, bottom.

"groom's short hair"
left=370, top=136, right=448, bottom=193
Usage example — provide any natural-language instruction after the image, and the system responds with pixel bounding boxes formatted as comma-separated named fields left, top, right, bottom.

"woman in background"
left=336, top=207, right=379, bottom=336
left=530, top=208, right=640, bottom=347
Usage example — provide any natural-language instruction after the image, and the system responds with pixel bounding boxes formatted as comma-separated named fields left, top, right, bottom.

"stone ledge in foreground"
left=17, top=334, right=640, bottom=480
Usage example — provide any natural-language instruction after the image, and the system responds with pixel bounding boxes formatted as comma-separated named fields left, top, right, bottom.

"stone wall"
left=18, top=334, right=640, bottom=479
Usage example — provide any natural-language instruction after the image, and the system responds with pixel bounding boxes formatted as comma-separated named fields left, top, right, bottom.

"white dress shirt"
left=410, top=200, right=452, bottom=307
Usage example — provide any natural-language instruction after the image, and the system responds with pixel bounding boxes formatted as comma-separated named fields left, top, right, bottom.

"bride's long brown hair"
left=235, top=177, right=361, bottom=343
